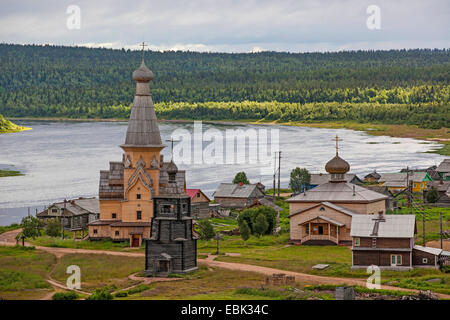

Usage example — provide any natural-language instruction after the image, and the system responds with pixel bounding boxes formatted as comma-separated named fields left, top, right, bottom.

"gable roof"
left=436, top=159, right=450, bottom=173
left=287, top=182, right=388, bottom=203
left=310, top=173, right=362, bottom=185
left=289, top=201, right=358, bottom=218
left=213, top=183, right=265, bottom=199
left=379, top=172, right=432, bottom=185
left=364, top=171, right=381, bottom=180
left=350, top=214, right=416, bottom=238
left=185, top=189, right=210, bottom=201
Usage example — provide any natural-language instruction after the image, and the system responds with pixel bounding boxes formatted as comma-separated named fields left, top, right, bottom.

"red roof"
left=185, top=189, right=200, bottom=200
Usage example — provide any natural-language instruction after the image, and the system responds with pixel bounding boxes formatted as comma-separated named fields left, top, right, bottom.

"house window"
left=115, top=231, right=120, bottom=236
left=422, top=258, right=428, bottom=264
left=137, top=211, right=142, bottom=220
left=391, top=255, right=402, bottom=266
left=112, top=213, right=117, bottom=219
left=354, top=238, right=360, bottom=246
left=93, top=229, right=98, bottom=234
left=197, top=192, right=201, bottom=197
left=51, top=208, right=58, bottom=213
left=137, top=194, right=141, bottom=199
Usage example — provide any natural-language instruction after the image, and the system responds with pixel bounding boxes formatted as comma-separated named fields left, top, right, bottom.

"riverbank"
left=0, top=169, right=23, bottom=178
left=11, top=117, right=450, bottom=156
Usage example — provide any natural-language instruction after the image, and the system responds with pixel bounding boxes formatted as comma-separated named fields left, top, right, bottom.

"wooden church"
left=88, top=45, right=197, bottom=275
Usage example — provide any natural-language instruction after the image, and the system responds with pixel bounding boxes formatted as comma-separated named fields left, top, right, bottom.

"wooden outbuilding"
left=185, top=189, right=210, bottom=218
left=213, top=183, right=265, bottom=209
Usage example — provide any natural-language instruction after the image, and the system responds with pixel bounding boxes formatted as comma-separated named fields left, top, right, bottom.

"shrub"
left=127, top=284, right=150, bottom=295
left=114, top=291, right=128, bottom=298
left=239, top=220, right=251, bottom=245
left=52, top=291, right=79, bottom=300
left=197, top=220, right=215, bottom=242
left=86, top=288, right=113, bottom=300
left=254, top=213, right=269, bottom=237
left=45, top=218, right=62, bottom=237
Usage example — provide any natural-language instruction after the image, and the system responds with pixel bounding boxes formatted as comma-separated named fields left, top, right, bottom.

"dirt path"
left=2, top=230, right=449, bottom=299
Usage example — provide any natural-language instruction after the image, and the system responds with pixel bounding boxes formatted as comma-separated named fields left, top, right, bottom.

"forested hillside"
left=0, top=44, right=449, bottom=128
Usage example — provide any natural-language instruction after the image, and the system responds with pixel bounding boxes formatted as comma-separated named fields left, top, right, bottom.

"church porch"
left=299, top=216, right=345, bottom=245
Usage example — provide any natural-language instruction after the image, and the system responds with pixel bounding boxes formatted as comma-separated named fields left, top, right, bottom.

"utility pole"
left=277, top=151, right=281, bottom=198
left=62, top=199, right=66, bottom=240
left=273, top=152, right=277, bottom=198
left=440, top=211, right=443, bottom=250
left=423, top=209, right=426, bottom=246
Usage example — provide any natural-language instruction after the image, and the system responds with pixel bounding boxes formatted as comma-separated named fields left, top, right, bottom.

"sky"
left=0, top=0, right=449, bottom=53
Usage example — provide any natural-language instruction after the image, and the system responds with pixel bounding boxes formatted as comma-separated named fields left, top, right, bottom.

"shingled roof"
left=121, top=58, right=165, bottom=148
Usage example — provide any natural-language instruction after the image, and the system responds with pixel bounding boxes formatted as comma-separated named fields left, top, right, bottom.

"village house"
left=287, top=136, right=388, bottom=245
left=309, top=173, right=363, bottom=189
left=88, top=51, right=187, bottom=247
left=378, top=172, right=433, bottom=193
left=436, top=158, right=450, bottom=181
left=185, top=189, right=210, bottom=218
left=363, top=170, right=381, bottom=183
left=37, top=197, right=99, bottom=230
left=424, top=180, right=450, bottom=205
left=350, top=213, right=445, bottom=270
left=213, top=183, right=266, bottom=209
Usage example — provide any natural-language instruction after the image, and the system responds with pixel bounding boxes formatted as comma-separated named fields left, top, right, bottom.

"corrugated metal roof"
left=413, top=245, right=442, bottom=256
left=287, top=182, right=388, bottom=203
left=213, top=183, right=264, bottom=198
left=379, top=172, right=429, bottom=184
left=350, top=214, right=416, bottom=238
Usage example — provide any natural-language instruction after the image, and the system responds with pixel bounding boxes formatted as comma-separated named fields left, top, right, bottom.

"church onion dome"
left=325, top=155, right=350, bottom=174
left=132, top=60, right=154, bottom=82
left=167, top=161, right=178, bottom=175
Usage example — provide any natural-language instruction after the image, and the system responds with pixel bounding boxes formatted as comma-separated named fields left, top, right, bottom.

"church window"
left=115, top=231, right=120, bottom=236
left=93, top=229, right=98, bottom=234
left=305, top=225, right=309, bottom=234
left=319, top=207, right=325, bottom=211
left=112, top=213, right=117, bottom=219
left=137, top=211, right=142, bottom=220
left=137, top=194, right=141, bottom=199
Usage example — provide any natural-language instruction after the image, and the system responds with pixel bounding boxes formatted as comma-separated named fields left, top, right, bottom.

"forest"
left=0, top=44, right=449, bottom=128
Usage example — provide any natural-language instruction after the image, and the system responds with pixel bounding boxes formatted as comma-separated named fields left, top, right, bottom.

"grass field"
left=0, top=246, right=55, bottom=299
left=50, top=253, right=143, bottom=292
left=27, top=235, right=139, bottom=251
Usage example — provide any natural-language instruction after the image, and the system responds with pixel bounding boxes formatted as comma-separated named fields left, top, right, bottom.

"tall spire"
left=121, top=43, right=165, bottom=148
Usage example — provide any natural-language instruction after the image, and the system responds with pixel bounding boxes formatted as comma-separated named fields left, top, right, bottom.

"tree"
left=45, top=218, right=62, bottom=237
left=233, top=172, right=250, bottom=184
left=426, top=186, right=439, bottom=203
left=289, top=167, right=311, bottom=194
left=237, top=206, right=277, bottom=235
left=239, top=220, right=251, bottom=245
left=21, top=216, right=43, bottom=240
left=253, top=213, right=268, bottom=238
left=198, top=220, right=215, bottom=244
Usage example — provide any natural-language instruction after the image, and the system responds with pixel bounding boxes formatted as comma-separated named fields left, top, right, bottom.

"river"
left=0, top=120, right=446, bottom=225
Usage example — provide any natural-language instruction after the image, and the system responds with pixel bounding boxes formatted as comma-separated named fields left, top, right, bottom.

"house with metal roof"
left=213, top=183, right=265, bottom=209
left=364, top=170, right=381, bottom=183
left=287, top=136, right=388, bottom=245
left=378, top=171, right=433, bottom=193
left=351, top=213, right=446, bottom=270
left=37, top=197, right=99, bottom=230
left=436, top=158, right=450, bottom=181
left=185, top=189, right=210, bottom=218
